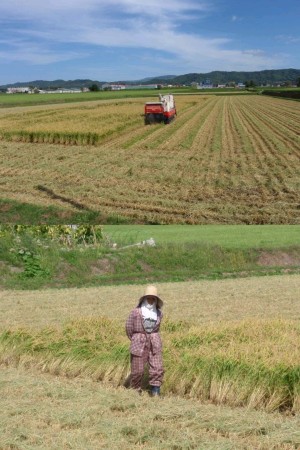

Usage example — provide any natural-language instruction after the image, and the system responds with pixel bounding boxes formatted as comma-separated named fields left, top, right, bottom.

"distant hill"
left=137, top=75, right=176, bottom=83
left=0, top=79, right=106, bottom=90
left=1, top=69, right=299, bottom=89
left=147, top=69, right=300, bottom=85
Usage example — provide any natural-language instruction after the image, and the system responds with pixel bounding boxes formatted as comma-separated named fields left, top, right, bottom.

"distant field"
left=103, top=224, right=300, bottom=248
left=0, top=88, right=203, bottom=108
left=262, top=89, right=300, bottom=101
left=0, top=88, right=251, bottom=108
left=0, top=89, right=175, bottom=107
left=0, top=94, right=299, bottom=224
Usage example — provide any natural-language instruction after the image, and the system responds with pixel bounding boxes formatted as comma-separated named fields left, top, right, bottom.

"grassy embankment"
left=0, top=225, right=299, bottom=290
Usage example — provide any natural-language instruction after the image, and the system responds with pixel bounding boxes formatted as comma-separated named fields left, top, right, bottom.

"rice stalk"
left=0, top=318, right=299, bottom=412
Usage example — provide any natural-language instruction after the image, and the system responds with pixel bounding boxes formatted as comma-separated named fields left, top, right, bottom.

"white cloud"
left=276, top=34, right=300, bottom=44
left=0, top=0, right=283, bottom=73
left=231, top=15, right=242, bottom=22
left=0, top=0, right=208, bottom=21
left=0, top=47, right=85, bottom=65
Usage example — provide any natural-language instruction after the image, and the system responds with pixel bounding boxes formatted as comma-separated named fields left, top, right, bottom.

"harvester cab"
left=144, top=94, right=177, bottom=125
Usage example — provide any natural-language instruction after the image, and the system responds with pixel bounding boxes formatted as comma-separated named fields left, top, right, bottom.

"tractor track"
left=233, top=101, right=299, bottom=202
left=239, top=98, right=300, bottom=156
left=236, top=101, right=299, bottom=174
left=156, top=97, right=216, bottom=150
left=99, top=100, right=200, bottom=151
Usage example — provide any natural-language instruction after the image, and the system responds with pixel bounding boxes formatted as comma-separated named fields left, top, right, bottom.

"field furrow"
left=220, top=97, right=252, bottom=187
left=258, top=96, right=300, bottom=122
left=128, top=102, right=202, bottom=150
left=155, top=97, right=215, bottom=150
left=250, top=103, right=300, bottom=140
left=95, top=97, right=200, bottom=152
left=177, top=97, right=223, bottom=185
left=1, top=95, right=299, bottom=224
left=238, top=97, right=300, bottom=160
left=232, top=102, right=299, bottom=217
left=229, top=103, right=271, bottom=199
left=235, top=101, right=299, bottom=184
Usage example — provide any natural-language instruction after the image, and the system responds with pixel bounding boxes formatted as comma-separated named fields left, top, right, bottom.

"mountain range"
left=1, top=69, right=300, bottom=89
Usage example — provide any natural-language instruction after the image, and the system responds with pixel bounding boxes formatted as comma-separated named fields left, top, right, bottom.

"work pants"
left=130, top=338, right=164, bottom=389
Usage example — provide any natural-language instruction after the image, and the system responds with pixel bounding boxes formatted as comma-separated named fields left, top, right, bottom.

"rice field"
left=0, top=94, right=299, bottom=224
left=1, top=275, right=299, bottom=329
left=1, top=266, right=299, bottom=447
left=2, top=366, right=299, bottom=450
left=1, top=275, right=300, bottom=412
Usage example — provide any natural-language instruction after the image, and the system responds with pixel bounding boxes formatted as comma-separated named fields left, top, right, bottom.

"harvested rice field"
left=1, top=275, right=300, bottom=414
left=0, top=94, right=299, bottom=224
left=1, top=366, right=299, bottom=450
left=1, top=275, right=299, bottom=329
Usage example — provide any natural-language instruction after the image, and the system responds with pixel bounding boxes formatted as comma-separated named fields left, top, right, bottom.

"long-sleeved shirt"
left=125, top=307, right=163, bottom=356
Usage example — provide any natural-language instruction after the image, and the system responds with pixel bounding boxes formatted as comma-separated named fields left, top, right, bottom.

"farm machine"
left=144, top=94, right=177, bottom=125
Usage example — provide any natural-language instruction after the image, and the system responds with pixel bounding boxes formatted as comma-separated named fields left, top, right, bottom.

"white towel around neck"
left=141, top=299, right=158, bottom=321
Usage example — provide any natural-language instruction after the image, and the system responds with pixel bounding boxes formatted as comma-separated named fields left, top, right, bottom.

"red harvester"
left=144, top=94, right=177, bottom=125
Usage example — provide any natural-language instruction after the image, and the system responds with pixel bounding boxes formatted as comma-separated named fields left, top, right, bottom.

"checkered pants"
left=130, top=337, right=164, bottom=389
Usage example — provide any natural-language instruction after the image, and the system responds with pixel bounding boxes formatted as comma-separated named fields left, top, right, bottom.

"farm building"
left=6, top=87, right=30, bottom=94
left=125, top=84, right=158, bottom=89
left=102, top=83, right=158, bottom=90
left=102, top=84, right=126, bottom=90
left=39, top=89, right=82, bottom=94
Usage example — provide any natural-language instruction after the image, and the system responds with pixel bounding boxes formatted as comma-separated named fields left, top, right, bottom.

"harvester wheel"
left=148, top=114, right=155, bottom=124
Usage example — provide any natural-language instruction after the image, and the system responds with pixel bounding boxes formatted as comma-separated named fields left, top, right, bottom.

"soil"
left=55, top=261, right=73, bottom=280
left=258, top=250, right=300, bottom=267
left=90, top=258, right=115, bottom=275
left=0, top=203, right=12, bottom=212
left=138, top=260, right=153, bottom=273
left=0, top=261, right=23, bottom=274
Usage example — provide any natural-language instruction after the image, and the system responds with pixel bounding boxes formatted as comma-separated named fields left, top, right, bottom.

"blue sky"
left=0, top=0, right=299, bottom=84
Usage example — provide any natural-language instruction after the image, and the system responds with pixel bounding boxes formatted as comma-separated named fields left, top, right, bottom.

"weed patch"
left=0, top=228, right=299, bottom=289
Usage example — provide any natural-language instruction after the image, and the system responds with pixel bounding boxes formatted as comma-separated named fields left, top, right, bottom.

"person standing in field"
left=125, top=285, right=164, bottom=396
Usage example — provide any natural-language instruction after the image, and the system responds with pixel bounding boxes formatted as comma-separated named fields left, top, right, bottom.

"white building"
left=6, top=87, right=30, bottom=94
left=102, top=83, right=126, bottom=90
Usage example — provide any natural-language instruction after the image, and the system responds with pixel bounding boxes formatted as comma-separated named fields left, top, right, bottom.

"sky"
left=0, top=0, right=299, bottom=84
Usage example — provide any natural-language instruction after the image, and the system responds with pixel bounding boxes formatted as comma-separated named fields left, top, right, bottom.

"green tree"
left=89, top=84, right=100, bottom=92
left=296, top=77, right=300, bottom=87
left=245, top=80, right=256, bottom=88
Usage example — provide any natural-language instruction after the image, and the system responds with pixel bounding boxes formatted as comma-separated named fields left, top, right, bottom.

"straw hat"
left=138, top=285, right=163, bottom=309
